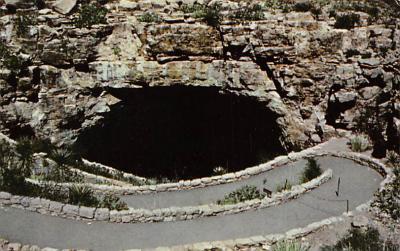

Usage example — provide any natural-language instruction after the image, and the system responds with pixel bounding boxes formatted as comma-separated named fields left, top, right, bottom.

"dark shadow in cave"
left=75, top=86, right=286, bottom=180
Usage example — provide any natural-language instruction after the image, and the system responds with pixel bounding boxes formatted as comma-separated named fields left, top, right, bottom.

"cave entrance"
left=76, top=86, right=285, bottom=180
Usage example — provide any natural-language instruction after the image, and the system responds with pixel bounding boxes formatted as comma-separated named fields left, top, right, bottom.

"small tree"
left=301, top=158, right=322, bottom=183
left=74, top=4, right=108, bottom=28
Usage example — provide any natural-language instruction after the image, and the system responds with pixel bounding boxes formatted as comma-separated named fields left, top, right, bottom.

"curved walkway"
left=0, top=154, right=383, bottom=250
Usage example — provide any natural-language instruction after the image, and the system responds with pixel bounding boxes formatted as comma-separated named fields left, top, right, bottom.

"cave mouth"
left=75, top=86, right=286, bottom=180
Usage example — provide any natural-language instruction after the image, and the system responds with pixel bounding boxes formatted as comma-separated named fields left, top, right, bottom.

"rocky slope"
left=0, top=0, right=399, bottom=156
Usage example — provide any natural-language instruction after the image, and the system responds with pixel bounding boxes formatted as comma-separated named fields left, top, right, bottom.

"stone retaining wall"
left=0, top=169, right=332, bottom=223
left=47, top=143, right=326, bottom=195
left=147, top=153, right=394, bottom=251
left=0, top=150, right=392, bottom=225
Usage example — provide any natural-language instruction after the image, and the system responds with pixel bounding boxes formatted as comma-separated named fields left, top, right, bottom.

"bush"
left=217, top=185, right=264, bottom=205
left=264, top=0, right=294, bottom=12
left=15, top=13, right=37, bottom=37
left=273, top=240, right=309, bottom=251
left=137, top=12, right=161, bottom=23
left=276, top=179, right=293, bottom=192
left=349, top=134, right=371, bottom=152
left=373, top=166, right=400, bottom=220
left=74, top=4, right=108, bottom=28
left=334, top=13, right=360, bottom=30
left=293, top=2, right=314, bottom=12
left=321, top=227, right=399, bottom=251
left=68, top=185, right=99, bottom=207
left=232, top=4, right=264, bottom=20
left=0, top=42, right=23, bottom=74
left=386, top=151, right=400, bottom=167
left=193, top=3, right=222, bottom=27
left=301, top=158, right=322, bottom=183
left=99, top=193, right=128, bottom=210
left=212, top=166, right=228, bottom=175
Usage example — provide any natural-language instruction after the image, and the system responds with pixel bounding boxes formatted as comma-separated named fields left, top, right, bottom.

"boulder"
left=4, top=0, right=33, bottom=8
left=52, top=0, right=77, bottom=15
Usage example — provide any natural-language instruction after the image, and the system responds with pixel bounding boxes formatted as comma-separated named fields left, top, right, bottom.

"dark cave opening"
left=75, top=86, right=286, bottom=180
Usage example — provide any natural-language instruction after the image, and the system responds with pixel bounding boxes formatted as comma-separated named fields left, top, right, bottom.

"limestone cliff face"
left=0, top=0, right=399, bottom=152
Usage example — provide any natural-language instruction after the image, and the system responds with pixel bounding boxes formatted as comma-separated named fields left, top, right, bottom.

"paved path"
left=121, top=137, right=351, bottom=209
left=0, top=155, right=382, bottom=250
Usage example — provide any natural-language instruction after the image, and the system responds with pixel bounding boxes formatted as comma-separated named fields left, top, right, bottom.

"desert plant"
left=321, top=227, right=399, bottom=251
left=99, top=193, right=128, bottom=210
left=273, top=240, right=309, bottom=251
left=373, top=166, right=400, bottom=220
left=15, top=137, right=35, bottom=176
left=276, top=179, right=293, bottom=192
left=15, top=13, right=37, bottom=37
left=68, top=185, right=99, bottom=207
left=212, top=166, right=228, bottom=175
left=232, top=4, right=264, bottom=20
left=386, top=151, right=400, bottom=167
left=264, top=0, right=294, bottom=12
left=74, top=4, right=108, bottom=28
left=293, top=1, right=314, bottom=12
left=137, top=12, right=161, bottom=23
left=349, top=134, right=371, bottom=152
left=193, top=3, right=222, bottom=27
left=217, top=185, right=264, bottom=205
left=334, top=13, right=360, bottom=30
left=301, top=158, right=322, bottom=183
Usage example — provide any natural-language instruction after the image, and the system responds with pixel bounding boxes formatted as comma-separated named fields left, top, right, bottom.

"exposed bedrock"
left=0, top=0, right=399, bottom=173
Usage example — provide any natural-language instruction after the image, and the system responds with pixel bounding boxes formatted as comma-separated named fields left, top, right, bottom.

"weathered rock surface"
left=0, top=0, right=398, bottom=153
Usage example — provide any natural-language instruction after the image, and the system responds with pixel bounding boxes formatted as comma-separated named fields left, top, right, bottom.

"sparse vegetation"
left=334, top=13, right=360, bottom=30
left=0, top=139, right=127, bottom=210
left=217, top=185, right=264, bottom=205
left=373, top=166, right=400, bottom=220
left=349, top=134, right=371, bottom=152
left=212, top=166, right=228, bottom=175
left=191, top=3, right=222, bottom=27
left=137, top=12, right=161, bottom=23
left=74, top=4, right=108, bottom=28
left=321, top=226, right=399, bottom=251
left=276, top=179, right=293, bottom=192
left=301, top=158, right=322, bottom=183
left=15, top=13, right=37, bottom=37
left=272, top=240, right=310, bottom=251
left=386, top=151, right=400, bottom=167
left=0, top=41, right=23, bottom=74
left=232, top=4, right=264, bottom=20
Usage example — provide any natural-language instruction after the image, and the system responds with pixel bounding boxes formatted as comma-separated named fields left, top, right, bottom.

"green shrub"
left=193, top=3, right=222, bottom=27
left=99, top=193, right=128, bottom=210
left=233, top=4, right=264, bottom=20
left=321, top=227, right=399, bottom=251
left=217, top=185, right=264, bottom=205
left=15, top=137, right=35, bottom=176
left=68, top=185, right=99, bottom=207
left=180, top=3, right=205, bottom=14
left=276, top=179, right=293, bottom=192
left=293, top=2, right=314, bottom=12
left=212, top=166, right=228, bottom=175
left=373, top=166, right=400, bottom=220
left=301, top=158, right=322, bottom=183
left=386, top=151, right=400, bottom=167
left=264, top=0, right=294, bottom=12
left=0, top=42, right=23, bottom=73
left=349, top=134, right=371, bottom=152
left=75, top=4, right=108, bottom=28
left=137, top=12, right=161, bottom=23
left=273, top=240, right=309, bottom=251
left=15, top=13, right=37, bottom=37
left=334, top=13, right=360, bottom=30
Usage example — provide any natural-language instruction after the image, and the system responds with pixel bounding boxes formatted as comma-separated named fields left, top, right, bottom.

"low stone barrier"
left=0, top=150, right=392, bottom=224
left=147, top=153, right=395, bottom=250
left=0, top=238, right=86, bottom=251
left=50, top=144, right=325, bottom=195
left=0, top=169, right=332, bottom=223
